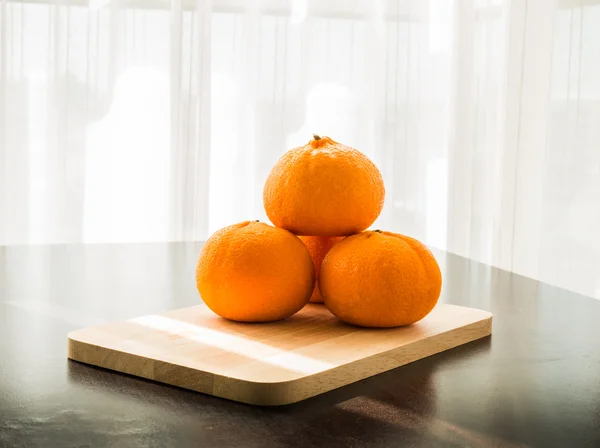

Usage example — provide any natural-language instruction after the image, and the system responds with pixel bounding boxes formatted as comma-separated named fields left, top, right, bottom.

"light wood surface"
left=68, top=303, right=492, bottom=406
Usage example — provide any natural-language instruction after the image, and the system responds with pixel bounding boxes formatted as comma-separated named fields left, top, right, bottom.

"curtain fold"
left=1, top=0, right=599, bottom=299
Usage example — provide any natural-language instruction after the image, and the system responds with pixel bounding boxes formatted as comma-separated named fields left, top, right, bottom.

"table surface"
left=1, top=243, right=599, bottom=448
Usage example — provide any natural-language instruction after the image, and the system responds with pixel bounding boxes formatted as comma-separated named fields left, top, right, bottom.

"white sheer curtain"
left=1, top=0, right=599, bottom=299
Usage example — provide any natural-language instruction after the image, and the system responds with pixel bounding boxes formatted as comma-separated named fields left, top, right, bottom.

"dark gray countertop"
left=1, top=242, right=599, bottom=447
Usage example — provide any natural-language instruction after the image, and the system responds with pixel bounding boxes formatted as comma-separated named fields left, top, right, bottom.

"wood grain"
left=68, top=303, right=492, bottom=406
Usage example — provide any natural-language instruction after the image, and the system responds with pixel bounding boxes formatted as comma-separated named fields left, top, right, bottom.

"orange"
left=299, top=236, right=344, bottom=303
left=196, top=221, right=315, bottom=322
left=319, top=230, right=442, bottom=328
left=263, top=135, right=385, bottom=236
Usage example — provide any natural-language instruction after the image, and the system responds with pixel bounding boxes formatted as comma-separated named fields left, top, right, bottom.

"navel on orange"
left=196, top=221, right=315, bottom=322
left=319, top=230, right=442, bottom=328
left=263, top=135, right=385, bottom=236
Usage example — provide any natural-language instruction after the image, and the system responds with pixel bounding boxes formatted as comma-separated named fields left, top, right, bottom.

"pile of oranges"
left=196, top=135, right=442, bottom=328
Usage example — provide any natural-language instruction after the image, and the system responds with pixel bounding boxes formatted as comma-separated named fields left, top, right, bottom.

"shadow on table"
left=264, top=336, right=515, bottom=448
left=67, top=336, right=504, bottom=447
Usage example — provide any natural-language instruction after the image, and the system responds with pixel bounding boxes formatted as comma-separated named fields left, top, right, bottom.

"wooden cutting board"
left=68, top=303, right=492, bottom=406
